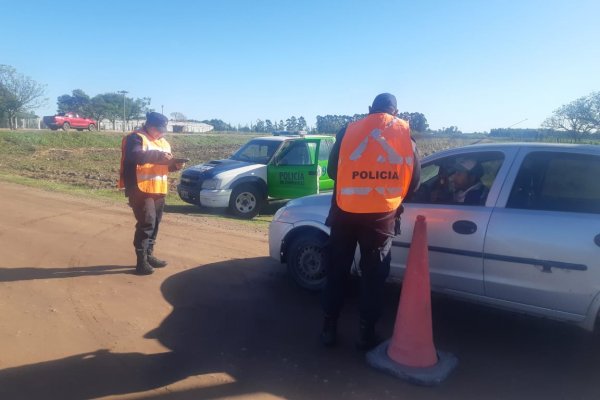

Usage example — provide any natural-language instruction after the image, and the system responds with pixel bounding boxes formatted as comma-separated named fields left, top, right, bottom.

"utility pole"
left=117, top=90, right=129, bottom=132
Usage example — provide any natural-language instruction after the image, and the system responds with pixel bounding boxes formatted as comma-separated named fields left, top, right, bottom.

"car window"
left=406, top=151, right=505, bottom=206
left=507, top=151, right=600, bottom=214
left=230, top=139, right=281, bottom=164
left=274, top=141, right=314, bottom=166
left=318, top=139, right=332, bottom=162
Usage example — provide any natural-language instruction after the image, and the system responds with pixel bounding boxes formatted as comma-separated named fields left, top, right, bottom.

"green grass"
left=0, top=129, right=272, bottom=224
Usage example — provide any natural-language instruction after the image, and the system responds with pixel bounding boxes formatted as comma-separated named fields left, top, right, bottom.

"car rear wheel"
left=287, top=232, right=328, bottom=291
left=229, top=183, right=262, bottom=219
left=88, top=124, right=96, bottom=131
left=62, top=122, right=70, bottom=131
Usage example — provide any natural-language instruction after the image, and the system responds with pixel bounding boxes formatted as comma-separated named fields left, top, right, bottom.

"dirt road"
left=1, top=182, right=599, bottom=400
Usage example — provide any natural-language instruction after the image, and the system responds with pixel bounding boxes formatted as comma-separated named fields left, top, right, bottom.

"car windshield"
left=230, top=139, right=282, bottom=164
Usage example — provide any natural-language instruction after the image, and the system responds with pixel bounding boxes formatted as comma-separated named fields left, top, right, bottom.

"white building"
left=99, top=119, right=214, bottom=133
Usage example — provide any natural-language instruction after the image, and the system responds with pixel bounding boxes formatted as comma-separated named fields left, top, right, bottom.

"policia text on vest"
left=351, top=170, right=401, bottom=180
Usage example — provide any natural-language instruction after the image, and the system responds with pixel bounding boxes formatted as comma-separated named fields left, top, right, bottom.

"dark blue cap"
left=370, top=93, right=397, bottom=114
left=146, top=112, right=168, bottom=131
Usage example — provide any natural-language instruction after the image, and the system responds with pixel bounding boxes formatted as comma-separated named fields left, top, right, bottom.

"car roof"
left=252, top=135, right=334, bottom=142
left=426, top=142, right=600, bottom=159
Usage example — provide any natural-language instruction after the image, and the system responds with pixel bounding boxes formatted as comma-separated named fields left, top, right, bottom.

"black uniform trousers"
left=322, top=209, right=395, bottom=325
left=128, top=189, right=165, bottom=251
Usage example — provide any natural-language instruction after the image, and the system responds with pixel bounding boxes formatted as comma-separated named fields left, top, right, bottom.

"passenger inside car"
left=450, top=158, right=488, bottom=205
left=425, top=159, right=487, bottom=205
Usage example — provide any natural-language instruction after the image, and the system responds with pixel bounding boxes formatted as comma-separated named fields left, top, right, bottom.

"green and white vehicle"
left=177, top=134, right=335, bottom=219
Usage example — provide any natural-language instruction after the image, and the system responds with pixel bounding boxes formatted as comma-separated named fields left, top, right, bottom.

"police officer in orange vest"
left=119, top=112, right=186, bottom=275
left=321, top=93, right=420, bottom=349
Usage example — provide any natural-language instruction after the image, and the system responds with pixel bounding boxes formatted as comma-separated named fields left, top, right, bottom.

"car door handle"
left=452, top=220, right=477, bottom=235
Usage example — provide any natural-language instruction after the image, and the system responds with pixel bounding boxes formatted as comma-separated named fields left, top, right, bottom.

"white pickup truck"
left=177, top=134, right=335, bottom=218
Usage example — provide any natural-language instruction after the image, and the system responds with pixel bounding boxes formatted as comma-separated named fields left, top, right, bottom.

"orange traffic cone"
left=387, top=214, right=437, bottom=367
left=366, top=215, right=457, bottom=386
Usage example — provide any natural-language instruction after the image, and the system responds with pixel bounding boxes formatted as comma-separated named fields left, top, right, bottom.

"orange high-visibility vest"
left=336, top=113, right=414, bottom=213
left=118, top=131, right=171, bottom=195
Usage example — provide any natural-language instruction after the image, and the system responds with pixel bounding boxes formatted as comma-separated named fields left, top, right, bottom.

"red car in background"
left=43, top=112, right=97, bottom=131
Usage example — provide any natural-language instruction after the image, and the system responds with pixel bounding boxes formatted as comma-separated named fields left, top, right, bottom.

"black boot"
left=320, top=315, right=338, bottom=347
left=356, top=319, right=379, bottom=351
left=135, top=249, right=154, bottom=275
left=147, top=248, right=167, bottom=268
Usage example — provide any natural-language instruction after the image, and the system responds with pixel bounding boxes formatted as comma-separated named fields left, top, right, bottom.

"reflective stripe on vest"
left=118, top=131, right=171, bottom=194
left=336, top=113, right=414, bottom=213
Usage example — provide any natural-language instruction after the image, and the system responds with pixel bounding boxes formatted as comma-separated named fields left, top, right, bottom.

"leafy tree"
left=0, top=65, right=46, bottom=129
left=285, top=116, right=298, bottom=131
left=57, top=89, right=91, bottom=115
left=87, top=94, right=112, bottom=127
left=265, top=119, right=274, bottom=132
left=542, top=92, right=600, bottom=141
left=201, top=119, right=234, bottom=131
left=170, top=112, right=186, bottom=121
left=254, top=119, right=266, bottom=132
left=297, top=116, right=307, bottom=130
left=398, top=112, right=429, bottom=132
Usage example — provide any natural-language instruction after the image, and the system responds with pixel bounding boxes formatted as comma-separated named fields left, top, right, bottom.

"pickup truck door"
left=317, top=138, right=335, bottom=192
left=394, top=150, right=510, bottom=296
left=267, top=139, right=319, bottom=199
left=483, top=148, right=600, bottom=319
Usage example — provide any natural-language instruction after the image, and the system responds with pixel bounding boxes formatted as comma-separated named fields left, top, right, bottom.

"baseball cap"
left=370, top=93, right=397, bottom=114
left=146, top=112, right=168, bottom=132
left=455, top=159, right=484, bottom=178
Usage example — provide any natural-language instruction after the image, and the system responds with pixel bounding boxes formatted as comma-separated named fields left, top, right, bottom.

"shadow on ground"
left=1, top=257, right=600, bottom=399
left=0, top=265, right=134, bottom=282
left=164, top=199, right=289, bottom=221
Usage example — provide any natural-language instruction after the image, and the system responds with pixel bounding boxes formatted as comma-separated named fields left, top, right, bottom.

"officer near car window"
left=321, top=93, right=421, bottom=350
left=118, top=112, right=186, bottom=275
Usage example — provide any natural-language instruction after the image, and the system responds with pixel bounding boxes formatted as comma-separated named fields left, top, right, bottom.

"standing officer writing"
left=321, top=93, right=420, bottom=349
left=118, top=112, right=186, bottom=275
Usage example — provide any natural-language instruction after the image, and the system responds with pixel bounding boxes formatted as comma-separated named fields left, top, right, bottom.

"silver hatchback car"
left=269, top=143, right=600, bottom=331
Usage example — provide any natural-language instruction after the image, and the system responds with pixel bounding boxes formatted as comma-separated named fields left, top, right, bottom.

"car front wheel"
left=62, top=122, right=70, bottom=131
left=88, top=124, right=96, bottom=131
left=287, top=232, right=328, bottom=291
left=229, top=183, right=262, bottom=219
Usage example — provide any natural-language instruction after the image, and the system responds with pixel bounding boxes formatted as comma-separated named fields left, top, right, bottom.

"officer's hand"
left=163, top=152, right=174, bottom=161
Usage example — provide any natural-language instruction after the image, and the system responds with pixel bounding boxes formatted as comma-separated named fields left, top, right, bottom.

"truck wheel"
left=229, top=184, right=262, bottom=219
left=62, top=122, right=70, bottom=131
left=287, top=232, right=328, bottom=291
left=88, top=124, right=96, bottom=131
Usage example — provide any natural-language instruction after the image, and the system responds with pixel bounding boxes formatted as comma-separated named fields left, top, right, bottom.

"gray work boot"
left=135, top=249, right=154, bottom=275
left=147, top=248, right=167, bottom=268
left=320, top=315, right=338, bottom=347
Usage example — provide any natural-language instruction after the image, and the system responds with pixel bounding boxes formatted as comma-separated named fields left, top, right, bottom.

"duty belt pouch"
left=394, top=205, right=404, bottom=236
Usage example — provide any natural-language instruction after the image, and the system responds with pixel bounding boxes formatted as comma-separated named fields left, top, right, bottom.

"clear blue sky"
left=2, top=0, right=599, bottom=132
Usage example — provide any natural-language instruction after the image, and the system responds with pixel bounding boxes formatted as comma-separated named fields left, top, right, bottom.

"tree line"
left=315, top=112, right=429, bottom=134
left=56, top=89, right=152, bottom=130
left=3, top=64, right=598, bottom=137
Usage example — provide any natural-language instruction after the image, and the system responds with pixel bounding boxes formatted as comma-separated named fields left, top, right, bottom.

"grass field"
left=0, top=129, right=484, bottom=221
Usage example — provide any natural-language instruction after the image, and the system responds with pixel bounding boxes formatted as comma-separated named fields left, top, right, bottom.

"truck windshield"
left=231, top=139, right=282, bottom=164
